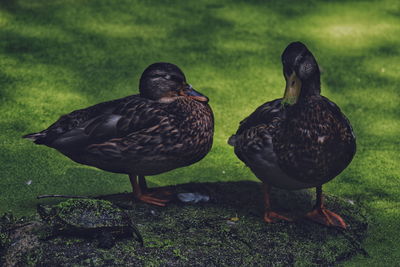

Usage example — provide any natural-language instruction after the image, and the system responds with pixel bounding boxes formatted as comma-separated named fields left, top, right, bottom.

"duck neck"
left=298, top=75, right=321, bottom=101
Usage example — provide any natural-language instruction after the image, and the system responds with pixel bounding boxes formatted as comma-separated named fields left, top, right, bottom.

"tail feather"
left=22, top=132, right=47, bottom=144
left=227, top=135, right=236, bottom=146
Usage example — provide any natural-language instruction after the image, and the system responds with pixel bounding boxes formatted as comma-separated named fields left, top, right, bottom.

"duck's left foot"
left=306, top=208, right=347, bottom=229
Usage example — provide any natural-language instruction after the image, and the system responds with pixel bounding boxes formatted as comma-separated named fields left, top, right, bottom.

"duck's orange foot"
left=136, top=194, right=170, bottom=207
left=306, top=208, right=347, bottom=229
left=263, top=211, right=292, bottom=223
left=147, top=186, right=174, bottom=197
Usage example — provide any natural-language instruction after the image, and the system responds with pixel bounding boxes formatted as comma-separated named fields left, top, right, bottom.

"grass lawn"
left=0, top=0, right=399, bottom=265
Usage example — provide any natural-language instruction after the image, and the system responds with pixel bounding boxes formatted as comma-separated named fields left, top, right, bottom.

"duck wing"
left=81, top=99, right=214, bottom=176
left=228, top=98, right=283, bottom=146
left=83, top=101, right=178, bottom=162
left=228, top=99, right=285, bottom=165
left=23, top=95, right=165, bottom=154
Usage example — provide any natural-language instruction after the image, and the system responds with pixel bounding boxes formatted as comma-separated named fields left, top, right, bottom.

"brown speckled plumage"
left=24, top=62, right=214, bottom=205
left=231, top=95, right=355, bottom=188
left=275, top=96, right=355, bottom=184
left=49, top=95, right=213, bottom=176
left=229, top=42, right=355, bottom=227
left=25, top=89, right=213, bottom=177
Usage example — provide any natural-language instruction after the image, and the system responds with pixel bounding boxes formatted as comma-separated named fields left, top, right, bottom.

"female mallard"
left=228, top=42, right=356, bottom=228
left=24, top=62, right=214, bottom=206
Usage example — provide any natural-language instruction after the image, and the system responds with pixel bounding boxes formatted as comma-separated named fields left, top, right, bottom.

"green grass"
left=0, top=0, right=399, bottom=265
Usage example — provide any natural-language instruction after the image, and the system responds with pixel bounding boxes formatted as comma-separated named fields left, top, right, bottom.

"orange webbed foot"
left=306, top=207, right=347, bottom=229
left=131, top=175, right=173, bottom=207
left=136, top=194, right=170, bottom=207
left=146, top=187, right=174, bottom=197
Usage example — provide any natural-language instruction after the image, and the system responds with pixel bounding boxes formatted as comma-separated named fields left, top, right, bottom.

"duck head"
left=281, top=42, right=321, bottom=106
left=139, top=62, right=209, bottom=103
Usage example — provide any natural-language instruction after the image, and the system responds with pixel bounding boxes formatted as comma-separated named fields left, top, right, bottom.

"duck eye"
left=291, top=80, right=295, bottom=86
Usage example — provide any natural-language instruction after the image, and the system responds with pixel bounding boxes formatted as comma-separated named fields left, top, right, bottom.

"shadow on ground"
left=1, top=181, right=369, bottom=266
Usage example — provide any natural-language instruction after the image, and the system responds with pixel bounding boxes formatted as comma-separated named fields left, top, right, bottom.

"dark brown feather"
left=230, top=95, right=356, bottom=188
left=26, top=95, right=214, bottom=176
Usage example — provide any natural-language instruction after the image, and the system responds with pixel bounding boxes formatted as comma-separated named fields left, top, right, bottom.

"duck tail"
left=22, top=131, right=48, bottom=144
left=227, top=135, right=236, bottom=146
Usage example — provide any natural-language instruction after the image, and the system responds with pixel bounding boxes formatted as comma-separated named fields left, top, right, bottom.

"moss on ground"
left=0, top=181, right=368, bottom=266
left=0, top=0, right=398, bottom=265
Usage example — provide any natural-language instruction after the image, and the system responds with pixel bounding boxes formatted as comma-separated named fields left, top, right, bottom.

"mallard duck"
left=228, top=42, right=356, bottom=228
left=24, top=62, right=214, bottom=206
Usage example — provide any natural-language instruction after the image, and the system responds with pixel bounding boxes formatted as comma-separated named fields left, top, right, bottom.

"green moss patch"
left=1, top=181, right=368, bottom=266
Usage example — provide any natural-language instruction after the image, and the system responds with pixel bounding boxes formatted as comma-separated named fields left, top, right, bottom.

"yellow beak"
left=283, top=71, right=302, bottom=105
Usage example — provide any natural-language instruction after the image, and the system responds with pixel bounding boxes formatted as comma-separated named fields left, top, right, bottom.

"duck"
left=228, top=42, right=356, bottom=228
left=24, top=62, right=214, bottom=206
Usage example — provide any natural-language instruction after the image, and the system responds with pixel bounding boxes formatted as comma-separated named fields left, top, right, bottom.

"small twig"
left=94, top=192, right=132, bottom=199
left=37, top=194, right=90, bottom=199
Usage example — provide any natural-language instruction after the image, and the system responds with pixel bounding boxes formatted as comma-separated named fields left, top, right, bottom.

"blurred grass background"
left=0, top=0, right=399, bottom=265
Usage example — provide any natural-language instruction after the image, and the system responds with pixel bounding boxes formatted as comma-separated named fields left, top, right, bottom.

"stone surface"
left=0, top=181, right=369, bottom=266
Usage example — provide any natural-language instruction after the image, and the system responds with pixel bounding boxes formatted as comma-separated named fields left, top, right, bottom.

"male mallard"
left=228, top=42, right=356, bottom=228
left=24, top=62, right=214, bottom=206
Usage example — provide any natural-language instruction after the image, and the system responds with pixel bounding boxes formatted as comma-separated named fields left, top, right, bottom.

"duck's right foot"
left=135, top=193, right=170, bottom=207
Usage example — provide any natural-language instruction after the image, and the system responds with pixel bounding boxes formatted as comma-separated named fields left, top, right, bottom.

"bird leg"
left=305, top=186, right=347, bottom=229
left=138, top=175, right=148, bottom=191
left=138, top=175, right=173, bottom=197
left=263, top=183, right=291, bottom=223
left=129, top=174, right=169, bottom=207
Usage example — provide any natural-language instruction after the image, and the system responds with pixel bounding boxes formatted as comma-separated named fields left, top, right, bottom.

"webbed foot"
left=130, top=175, right=173, bottom=207
left=262, top=183, right=292, bottom=223
left=306, top=207, right=347, bottom=229
left=136, top=193, right=170, bottom=207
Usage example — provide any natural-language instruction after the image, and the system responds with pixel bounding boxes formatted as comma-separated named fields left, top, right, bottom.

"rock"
left=177, top=192, right=210, bottom=203
left=0, top=181, right=369, bottom=266
left=37, top=199, right=143, bottom=248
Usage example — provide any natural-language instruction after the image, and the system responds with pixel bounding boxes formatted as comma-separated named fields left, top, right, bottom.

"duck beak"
left=181, top=84, right=209, bottom=103
left=283, top=71, right=302, bottom=105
